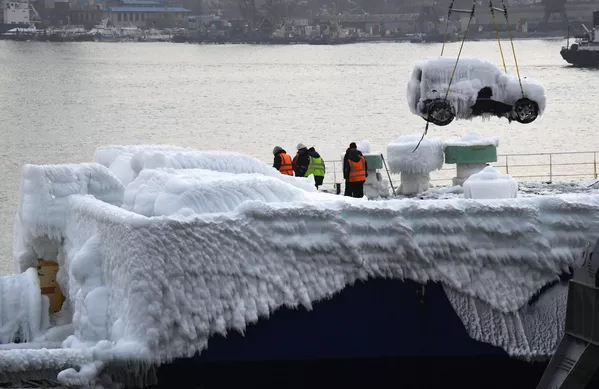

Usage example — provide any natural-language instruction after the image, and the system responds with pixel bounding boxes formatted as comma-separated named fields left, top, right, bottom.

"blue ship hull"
left=152, top=279, right=551, bottom=388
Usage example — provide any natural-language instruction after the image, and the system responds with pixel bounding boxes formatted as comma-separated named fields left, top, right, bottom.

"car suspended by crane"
left=407, top=0, right=547, bottom=151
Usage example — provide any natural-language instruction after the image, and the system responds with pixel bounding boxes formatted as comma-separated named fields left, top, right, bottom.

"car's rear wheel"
left=425, top=99, right=455, bottom=126
left=513, top=98, right=539, bottom=124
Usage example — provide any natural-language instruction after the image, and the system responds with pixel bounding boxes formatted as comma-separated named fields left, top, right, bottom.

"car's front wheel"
left=425, top=99, right=455, bottom=126
left=512, top=98, right=539, bottom=124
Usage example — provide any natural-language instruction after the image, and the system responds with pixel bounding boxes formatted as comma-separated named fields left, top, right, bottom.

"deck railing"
left=321, top=151, right=599, bottom=188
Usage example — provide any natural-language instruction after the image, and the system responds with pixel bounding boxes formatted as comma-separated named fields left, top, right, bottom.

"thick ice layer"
left=8, top=145, right=599, bottom=384
left=93, top=145, right=317, bottom=192
left=122, top=168, right=332, bottom=217
left=0, top=268, right=49, bottom=344
left=463, top=166, right=518, bottom=199
left=386, top=134, right=444, bottom=175
left=444, top=131, right=499, bottom=148
left=445, top=283, right=567, bottom=358
left=407, top=57, right=547, bottom=120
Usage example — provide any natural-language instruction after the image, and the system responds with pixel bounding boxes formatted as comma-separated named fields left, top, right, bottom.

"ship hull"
left=561, top=47, right=599, bottom=67
left=151, top=278, right=552, bottom=388
left=0, top=23, right=30, bottom=35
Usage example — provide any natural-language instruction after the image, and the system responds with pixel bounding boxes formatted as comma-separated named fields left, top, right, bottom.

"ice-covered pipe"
left=0, top=268, right=50, bottom=344
left=386, top=135, right=444, bottom=195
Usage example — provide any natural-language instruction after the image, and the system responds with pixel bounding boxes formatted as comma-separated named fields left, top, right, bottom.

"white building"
left=106, top=6, right=190, bottom=28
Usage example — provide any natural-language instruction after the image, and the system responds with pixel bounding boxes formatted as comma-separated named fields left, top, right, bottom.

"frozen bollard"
left=463, top=166, right=518, bottom=199
left=0, top=268, right=50, bottom=344
left=535, top=236, right=599, bottom=389
left=386, top=135, right=443, bottom=196
left=444, top=132, right=499, bottom=186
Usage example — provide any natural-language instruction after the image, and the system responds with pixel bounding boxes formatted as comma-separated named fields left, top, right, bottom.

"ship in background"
left=561, top=10, right=599, bottom=67
left=0, top=0, right=42, bottom=34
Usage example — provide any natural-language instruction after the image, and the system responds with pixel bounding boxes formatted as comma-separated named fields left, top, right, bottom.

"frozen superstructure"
left=2, top=145, right=599, bottom=387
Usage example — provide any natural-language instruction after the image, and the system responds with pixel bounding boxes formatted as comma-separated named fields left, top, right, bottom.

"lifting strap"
left=502, top=0, right=524, bottom=97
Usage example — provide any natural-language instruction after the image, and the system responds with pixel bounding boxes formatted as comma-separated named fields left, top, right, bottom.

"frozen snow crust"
left=407, top=57, right=547, bottom=120
left=444, top=131, right=499, bottom=147
left=4, top=145, right=599, bottom=386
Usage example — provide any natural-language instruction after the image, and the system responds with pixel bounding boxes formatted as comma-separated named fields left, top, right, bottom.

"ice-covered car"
left=407, top=57, right=546, bottom=126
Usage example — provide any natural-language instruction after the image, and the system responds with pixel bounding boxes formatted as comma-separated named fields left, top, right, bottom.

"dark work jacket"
left=343, top=148, right=368, bottom=180
left=293, top=149, right=310, bottom=177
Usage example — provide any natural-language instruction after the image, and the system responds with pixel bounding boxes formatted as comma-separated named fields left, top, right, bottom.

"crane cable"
left=489, top=0, right=507, bottom=72
left=500, top=0, right=524, bottom=97
left=440, top=0, right=454, bottom=56
left=443, top=3, right=475, bottom=101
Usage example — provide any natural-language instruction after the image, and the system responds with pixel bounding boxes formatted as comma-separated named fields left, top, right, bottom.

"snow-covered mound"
left=444, top=131, right=499, bottom=148
left=407, top=57, right=546, bottom=120
left=122, top=168, right=329, bottom=217
left=386, top=134, right=444, bottom=175
left=464, top=166, right=518, bottom=199
left=5, top=144, right=599, bottom=387
left=93, top=145, right=317, bottom=192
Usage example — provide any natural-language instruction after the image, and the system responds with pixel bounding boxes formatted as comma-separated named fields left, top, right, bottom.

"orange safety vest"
left=348, top=157, right=366, bottom=183
left=279, top=153, right=294, bottom=176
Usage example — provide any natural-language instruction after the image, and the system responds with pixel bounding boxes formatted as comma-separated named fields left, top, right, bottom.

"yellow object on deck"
left=37, top=259, right=64, bottom=314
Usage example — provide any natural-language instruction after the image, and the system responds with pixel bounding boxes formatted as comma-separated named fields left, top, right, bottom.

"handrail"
left=320, top=150, right=599, bottom=186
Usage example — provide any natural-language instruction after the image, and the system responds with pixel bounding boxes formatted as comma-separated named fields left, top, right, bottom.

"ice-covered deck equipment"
left=386, top=134, right=444, bottom=195
left=463, top=166, right=518, bottom=199
left=444, top=131, right=499, bottom=186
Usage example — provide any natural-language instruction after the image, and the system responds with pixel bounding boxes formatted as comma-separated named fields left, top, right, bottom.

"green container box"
left=363, top=153, right=383, bottom=170
left=444, top=145, right=498, bottom=164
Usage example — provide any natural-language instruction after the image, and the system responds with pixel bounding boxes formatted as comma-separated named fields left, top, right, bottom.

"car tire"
left=425, top=99, right=455, bottom=126
left=512, top=98, right=539, bottom=124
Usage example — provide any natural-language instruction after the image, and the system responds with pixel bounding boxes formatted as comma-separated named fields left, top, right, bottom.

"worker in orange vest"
left=343, top=143, right=368, bottom=198
left=272, top=146, right=294, bottom=176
